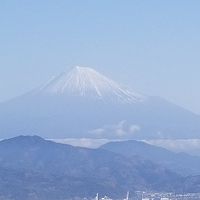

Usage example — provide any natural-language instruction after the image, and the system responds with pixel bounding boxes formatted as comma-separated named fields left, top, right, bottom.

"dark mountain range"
left=100, top=140, right=200, bottom=176
left=0, top=135, right=196, bottom=200
left=0, top=67, right=200, bottom=140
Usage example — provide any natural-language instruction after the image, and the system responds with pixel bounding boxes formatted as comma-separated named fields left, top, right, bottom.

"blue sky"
left=0, top=0, right=200, bottom=113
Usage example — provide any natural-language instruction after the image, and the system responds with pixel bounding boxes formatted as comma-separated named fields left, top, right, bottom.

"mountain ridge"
left=100, top=140, right=200, bottom=176
left=0, top=135, right=188, bottom=199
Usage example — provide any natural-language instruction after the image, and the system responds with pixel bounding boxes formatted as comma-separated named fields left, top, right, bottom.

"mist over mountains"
left=1, top=66, right=200, bottom=141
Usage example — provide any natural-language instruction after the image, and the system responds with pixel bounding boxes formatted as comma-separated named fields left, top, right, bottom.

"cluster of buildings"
left=134, top=191, right=200, bottom=200
left=91, top=192, right=200, bottom=200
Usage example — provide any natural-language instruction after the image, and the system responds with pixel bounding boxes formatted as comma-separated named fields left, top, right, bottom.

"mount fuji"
left=35, top=66, right=144, bottom=103
left=1, top=66, right=200, bottom=140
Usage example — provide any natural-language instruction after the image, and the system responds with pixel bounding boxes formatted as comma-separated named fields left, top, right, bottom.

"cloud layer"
left=50, top=138, right=110, bottom=148
left=50, top=138, right=200, bottom=156
left=145, top=139, right=200, bottom=156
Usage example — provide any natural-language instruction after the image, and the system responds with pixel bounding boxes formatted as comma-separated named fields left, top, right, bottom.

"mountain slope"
left=1, top=66, right=200, bottom=139
left=0, top=136, right=186, bottom=199
left=101, top=140, right=200, bottom=176
left=34, top=66, right=144, bottom=103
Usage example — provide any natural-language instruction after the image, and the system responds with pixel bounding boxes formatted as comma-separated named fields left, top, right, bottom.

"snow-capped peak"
left=37, top=66, right=145, bottom=103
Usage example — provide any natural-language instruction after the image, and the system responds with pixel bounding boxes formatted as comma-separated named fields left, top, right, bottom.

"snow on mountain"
left=1, top=66, right=200, bottom=140
left=35, top=66, right=144, bottom=103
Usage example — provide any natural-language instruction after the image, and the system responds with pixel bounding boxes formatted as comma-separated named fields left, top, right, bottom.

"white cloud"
left=49, top=138, right=110, bottom=148
left=89, top=120, right=141, bottom=139
left=129, top=125, right=141, bottom=133
left=49, top=138, right=200, bottom=156
left=144, top=139, right=200, bottom=156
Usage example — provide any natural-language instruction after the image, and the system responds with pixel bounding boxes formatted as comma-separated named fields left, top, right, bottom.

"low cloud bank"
left=49, top=138, right=110, bottom=148
left=144, top=139, right=200, bottom=156
left=49, top=138, right=200, bottom=156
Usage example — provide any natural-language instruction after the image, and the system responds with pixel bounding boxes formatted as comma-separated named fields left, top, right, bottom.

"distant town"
left=89, top=192, right=200, bottom=200
left=133, top=191, right=200, bottom=200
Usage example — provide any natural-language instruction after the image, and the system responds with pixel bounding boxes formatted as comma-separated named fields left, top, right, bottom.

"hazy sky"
left=0, top=1, right=200, bottom=113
